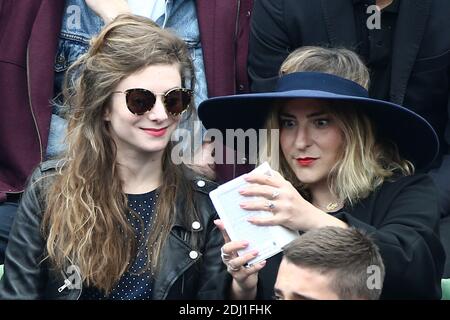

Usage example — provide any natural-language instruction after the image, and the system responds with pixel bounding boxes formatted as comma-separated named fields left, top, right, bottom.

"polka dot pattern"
left=81, top=190, right=158, bottom=300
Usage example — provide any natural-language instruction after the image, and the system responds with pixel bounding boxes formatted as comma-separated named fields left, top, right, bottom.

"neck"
left=309, top=182, right=342, bottom=212
left=117, top=149, right=164, bottom=194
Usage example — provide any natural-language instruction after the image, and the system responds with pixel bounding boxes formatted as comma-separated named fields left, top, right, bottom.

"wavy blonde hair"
left=261, top=47, right=413, bottom=204
left=42, top=15, right=198, bottom=294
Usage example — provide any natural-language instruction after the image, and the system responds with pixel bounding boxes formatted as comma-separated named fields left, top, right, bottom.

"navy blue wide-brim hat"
left=198, top=72, right=439, bottom=170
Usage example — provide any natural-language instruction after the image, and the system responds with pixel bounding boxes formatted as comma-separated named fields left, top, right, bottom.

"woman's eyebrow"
left=279, top=111, right=328, bottom=118
left=279, top=112, right=295, bottom=118
left=306, top=111, right=328, bottom=118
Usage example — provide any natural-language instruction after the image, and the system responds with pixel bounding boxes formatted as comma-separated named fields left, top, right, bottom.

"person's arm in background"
left=248, top=0, right=292, bottom=92
left=85, top=0, right=130, bottom=23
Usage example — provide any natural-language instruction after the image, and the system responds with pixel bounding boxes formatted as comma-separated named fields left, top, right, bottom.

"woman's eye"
left=280, top=119, right=296, bottom=128
left=314, top=118, right=330, bottom=128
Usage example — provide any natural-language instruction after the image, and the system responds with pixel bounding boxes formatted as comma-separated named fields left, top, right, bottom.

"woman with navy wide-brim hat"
left=199, top=47, right=445, bottom=299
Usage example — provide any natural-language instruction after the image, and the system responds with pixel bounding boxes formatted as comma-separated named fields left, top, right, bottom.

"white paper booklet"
left=210, top=162, right=299, bottom=266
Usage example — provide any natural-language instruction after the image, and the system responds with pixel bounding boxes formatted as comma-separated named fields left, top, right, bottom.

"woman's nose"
left=147, top=96, right=168, bottom=122
left=294, top=126, right=312, bottom=149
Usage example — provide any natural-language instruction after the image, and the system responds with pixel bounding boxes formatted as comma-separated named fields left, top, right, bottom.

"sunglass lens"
left=126, top=89, right=156, bottom=115
left=165, top=89, right=192, bottom=115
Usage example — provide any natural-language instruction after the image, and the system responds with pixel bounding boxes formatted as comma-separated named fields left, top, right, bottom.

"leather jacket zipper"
left=58, top=279, right=72, bottom=293
left=181, top=231, right=189, bottom=296
left=58, top=257, right=83, bottom=299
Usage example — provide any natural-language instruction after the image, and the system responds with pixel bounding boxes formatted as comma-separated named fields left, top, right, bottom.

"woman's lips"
left=296, top=157, right=318, bottom=166
left=142, top=127, right=167, bottom=137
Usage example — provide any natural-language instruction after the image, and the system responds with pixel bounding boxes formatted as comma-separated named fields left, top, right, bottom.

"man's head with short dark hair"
left=275, top=226, right=385, bottom=300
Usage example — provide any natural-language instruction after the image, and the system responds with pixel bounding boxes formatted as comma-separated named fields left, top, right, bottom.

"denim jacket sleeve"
left=54, top=0, right=104, bottom=107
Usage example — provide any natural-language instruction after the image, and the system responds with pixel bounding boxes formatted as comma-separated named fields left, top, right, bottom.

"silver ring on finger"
left=271, top=189, right=280, bottom=200
left=267, top=201, right=276, bottom=211
left=221, top=247, right=231, bottom=263
left=227, top=263, right=241, bottom=272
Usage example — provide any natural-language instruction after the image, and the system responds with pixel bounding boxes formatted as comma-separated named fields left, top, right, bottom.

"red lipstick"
left=142, top=127, right=167, bottom=137
left=296, top=157, right=317, bottom=166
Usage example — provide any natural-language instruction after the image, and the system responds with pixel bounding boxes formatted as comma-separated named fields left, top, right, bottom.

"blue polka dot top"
left=81, top=189, right=158, bottom=300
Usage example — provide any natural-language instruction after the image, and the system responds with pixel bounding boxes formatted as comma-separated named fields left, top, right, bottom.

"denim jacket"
left=48, top=0, right=207, bottom=157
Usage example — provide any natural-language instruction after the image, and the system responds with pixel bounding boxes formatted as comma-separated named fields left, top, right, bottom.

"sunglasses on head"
left=112, top=87, right=193, bottom=116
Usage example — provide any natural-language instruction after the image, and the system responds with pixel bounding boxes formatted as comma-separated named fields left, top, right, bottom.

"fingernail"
left=260, top=260, right=266, bottom=266
left=242, top=241, right=249, bottom=246
left=213, top=219, right=220, bottom=225
left=240, top=203, right=247, bottom=208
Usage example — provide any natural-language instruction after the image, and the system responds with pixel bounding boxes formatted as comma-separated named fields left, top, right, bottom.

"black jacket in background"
left=0, top=160, right=224, bottom=300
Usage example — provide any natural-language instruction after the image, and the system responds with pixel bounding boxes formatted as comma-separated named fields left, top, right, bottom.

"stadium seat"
left=442, top=279, right=450, bottom=300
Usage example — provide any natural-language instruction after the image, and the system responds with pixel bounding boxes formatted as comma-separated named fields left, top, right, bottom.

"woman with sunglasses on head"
left=0, top=14, right=223, bottom=300
left=198, top=46, right=445, bottom=299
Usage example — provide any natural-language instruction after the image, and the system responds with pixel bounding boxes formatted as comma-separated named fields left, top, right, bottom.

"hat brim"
left=198, top=90, right=439, bottom=170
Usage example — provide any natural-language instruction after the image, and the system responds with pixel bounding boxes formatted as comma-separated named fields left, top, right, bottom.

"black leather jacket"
left=0, top=160, right=224, bottom=299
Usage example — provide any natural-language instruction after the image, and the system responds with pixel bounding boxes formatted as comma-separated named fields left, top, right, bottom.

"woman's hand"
left=214, top=220, right=266, bottom=300
left=85, top=0, right=131, bottom=24
left=240, top=170, right=348, bottom=231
